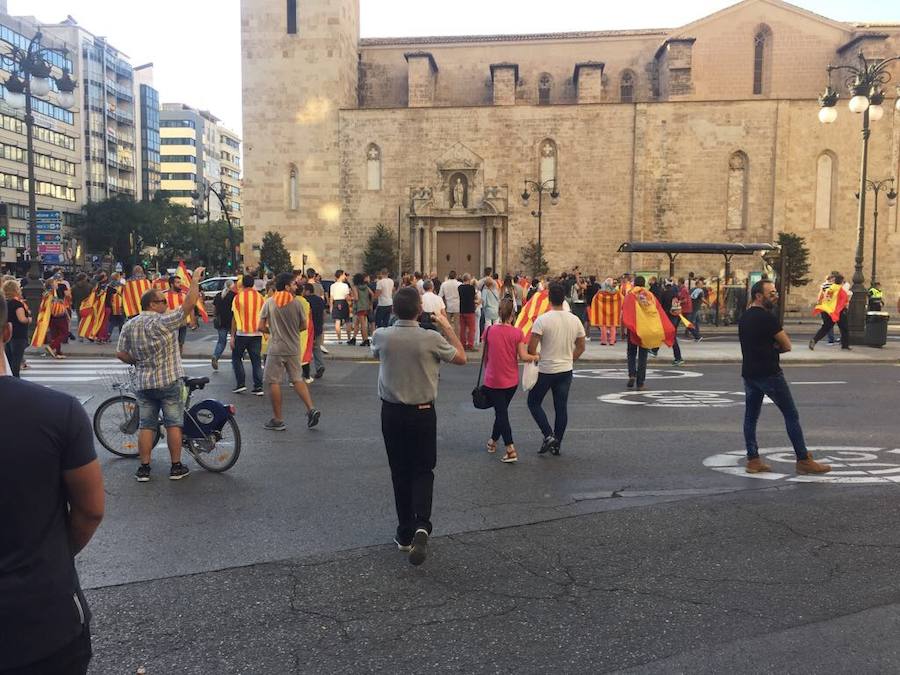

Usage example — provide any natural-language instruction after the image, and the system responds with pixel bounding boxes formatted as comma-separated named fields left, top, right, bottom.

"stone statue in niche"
left=450, top=174, right=467, bottom=209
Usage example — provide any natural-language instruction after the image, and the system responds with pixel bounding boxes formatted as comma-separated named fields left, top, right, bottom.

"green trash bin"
left=864, top=312, right=889, bottom=347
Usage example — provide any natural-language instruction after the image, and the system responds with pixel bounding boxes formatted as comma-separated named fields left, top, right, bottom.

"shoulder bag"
left=472, top=326, right=492, bottom=409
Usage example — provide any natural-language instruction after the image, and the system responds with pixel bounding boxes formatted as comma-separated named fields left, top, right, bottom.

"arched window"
left=814, top=151, right=836, bottom=230
left=539, top=139, right=557, bottom=187
left=753, top=25, right=771, bottom=95
left=726, top=151, right=748, bottom=230
left=538, top=73, right=552, bottom=105
left=366, top=144, right=382, bottom=191
left=620, top=70, right=635, bottom=103
left=288, top=164, right=298, bottom=210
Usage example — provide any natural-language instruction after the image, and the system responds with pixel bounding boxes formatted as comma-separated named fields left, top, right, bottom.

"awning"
left=617, top=242, right=778, bottom=255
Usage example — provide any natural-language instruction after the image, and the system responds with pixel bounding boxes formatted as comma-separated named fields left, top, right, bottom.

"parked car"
left=200, top=276, right=238, bottom=314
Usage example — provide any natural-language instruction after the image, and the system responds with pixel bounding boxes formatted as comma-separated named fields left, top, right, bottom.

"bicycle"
left=93, top=371, right=241, bottom=472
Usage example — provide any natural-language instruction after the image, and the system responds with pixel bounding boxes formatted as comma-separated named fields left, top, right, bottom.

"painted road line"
left=791, top=381, right=847, bottom=385
left=705, top=446, right=900, bottom=484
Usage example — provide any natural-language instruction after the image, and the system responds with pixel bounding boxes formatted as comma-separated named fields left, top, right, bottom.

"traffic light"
left=226, top=259, right=233, bottom=269
left=0, top=225, right=8, bottom=246
left=0, top=202, right=8, bottom=246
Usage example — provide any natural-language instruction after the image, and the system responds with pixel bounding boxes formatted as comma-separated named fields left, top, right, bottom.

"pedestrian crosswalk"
left=193, top=328, right=351, bottom=346
left=22, top=358, right=209, bottom=384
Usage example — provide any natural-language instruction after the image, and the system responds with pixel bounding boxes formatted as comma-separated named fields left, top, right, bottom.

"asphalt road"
left=25, top=357, right=900, bottom=673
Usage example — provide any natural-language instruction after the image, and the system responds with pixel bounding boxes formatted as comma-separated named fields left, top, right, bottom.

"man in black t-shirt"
left=457, top=274, right=477, bottom=350
left=738, top=280, right=830, bottom=475
left=302, top=282, right=327, bottom=379
left=0, top=295, right=105, bottom=673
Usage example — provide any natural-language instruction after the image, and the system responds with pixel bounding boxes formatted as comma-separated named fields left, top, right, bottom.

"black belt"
left=381, top=399, right=433, bottom=410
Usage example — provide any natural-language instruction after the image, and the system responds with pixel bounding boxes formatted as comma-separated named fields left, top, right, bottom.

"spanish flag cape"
left=588, top=290, right=622, bottom=327
left=123, top=278, right=151, bottom=318
left=622, top=286, right=675, bottom=349
left=814, top=283, right=850, bottom=322
left=233, top=288, right=264, bottom=333
left=30, top=293, right=53, bottom=347
left=514, top=289, right=551, bottom=339
left=176, top=262, right=209, bottom=322
left=78, top=288, right=107, bottom=339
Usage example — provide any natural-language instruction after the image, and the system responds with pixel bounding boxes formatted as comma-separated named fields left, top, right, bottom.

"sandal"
left=501, top=446, right=518, bottom=463
left=486, top=439, right=497, bottom=453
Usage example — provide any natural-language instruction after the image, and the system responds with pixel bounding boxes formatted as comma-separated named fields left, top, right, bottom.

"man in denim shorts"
left=117, top=267, right=205, bottom=482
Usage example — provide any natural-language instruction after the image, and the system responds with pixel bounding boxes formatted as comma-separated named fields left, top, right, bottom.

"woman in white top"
left=330, top=271, right=351, bottom=342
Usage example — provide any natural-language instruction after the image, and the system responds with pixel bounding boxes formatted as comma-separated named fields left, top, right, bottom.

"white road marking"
left=791, top=381, right=847, bottom=385
left=575, top=368, right=703, bottom=380
left=705, top=446, right=900, bottom=484
left=598, top=390, right=767, bottom=408
left=22, top=359, right=208, bottom=384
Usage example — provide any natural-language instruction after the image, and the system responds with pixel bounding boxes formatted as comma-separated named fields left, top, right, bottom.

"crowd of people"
left=0, top=254, right=868, bottom=673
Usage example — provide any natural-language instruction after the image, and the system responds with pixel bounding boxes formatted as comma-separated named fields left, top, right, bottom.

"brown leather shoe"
left=796, top=453, right=832, bottom=475
left=746, top=457, right=772, bottom=473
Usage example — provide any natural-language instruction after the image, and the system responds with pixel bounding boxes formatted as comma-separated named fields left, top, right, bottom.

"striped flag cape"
left=814, top=283, right=850, bottom=322
left=110, top=287, right=124, bottom=315
left=30, top=294, right=53, bottom=347
left=514, top=289, right=551, bottom=338
left=123, top=278, right=151, bottom=317
left=152, top=277, right=169, bottom=291
left=166, top=288, right=186, bottom=310
left=233, top=288, right=264, bottom=333
left=176, top=262, right=210, bottom=322
left=588, top=291, right=621, bottom=327
left=78, top=289, right=107, bottom=340
left=622, top=286, right=675, bottom=349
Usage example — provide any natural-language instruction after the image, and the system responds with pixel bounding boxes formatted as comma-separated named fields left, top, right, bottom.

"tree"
left=363, top=223, right=398, bottom=275
left=769, top=232, right=812, bottom=298
left=520, top=239, right=549, bottom=278
left=259, top=231, right=293, bottom=275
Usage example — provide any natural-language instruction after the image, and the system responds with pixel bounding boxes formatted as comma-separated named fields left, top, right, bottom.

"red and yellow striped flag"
left=166, top=288, right=186, bottom=310
left=622, top=286, right=675, bottom=349
left=814, top=283, right=849, bottom=322
left=177, top=262, right=209, bottom=322
left=123, top=279, right=151, bottom=317
left=233, top=288, right=264, bottom=333
left=514, top=289, right=551, bottom=339
left=588, top=291, right=621, bottom=327
left=30, top=294, right=52, bottom=347
left=152, top=277, right=169, bottom=291
left=110, top=288, right=124, bottom=315
left=78, top=290, right=106, bottom=340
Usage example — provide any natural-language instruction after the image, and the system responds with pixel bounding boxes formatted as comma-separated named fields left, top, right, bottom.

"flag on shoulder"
left=588, top=290, right=621, bottom=326
left=514, top=289, right=550, bottom=338
left=622, top=286, right=675, bottom=349
left=814, top=283, right=849, bottom=322
left=122, top=278, right=151, bottom=317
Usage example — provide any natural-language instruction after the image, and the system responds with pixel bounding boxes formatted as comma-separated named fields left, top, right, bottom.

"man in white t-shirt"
left=438, top=270, right=462, bottom=332
left=421, top=279, right=446, bottom=318
left=526, top=282, right=586, bottom=456
left=374, top=269, right=395, bottom=329
left=329, top=270, right=351, bottom=342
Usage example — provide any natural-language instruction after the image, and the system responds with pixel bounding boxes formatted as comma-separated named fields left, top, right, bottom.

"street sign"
left=37, top=233, right=62, bottom=243
left=41, top=254, right=62, bottom=263
left=38, top=244, right=62, bottom=254
left=35, top=210, right=62, bottom=221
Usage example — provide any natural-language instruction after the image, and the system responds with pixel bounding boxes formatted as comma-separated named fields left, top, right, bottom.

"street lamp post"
left=520, top=178, right=560, bottom=277
left=191, top=180, right=238, bottom=272
left=855, top=178, right=896, bottom=286
left=818, top=51, right=900, bottom=344
left=1, top=31, right=76, bottom=304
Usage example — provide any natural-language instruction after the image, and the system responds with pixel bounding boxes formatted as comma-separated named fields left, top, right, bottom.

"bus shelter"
left=616, top=241, right=785, bottom=324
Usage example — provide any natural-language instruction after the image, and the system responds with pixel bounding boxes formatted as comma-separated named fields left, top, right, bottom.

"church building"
left=240, top=0, right=900, bottom=301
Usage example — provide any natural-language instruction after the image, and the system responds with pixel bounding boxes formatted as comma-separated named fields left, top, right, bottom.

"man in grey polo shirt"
left=371, top=286, right=466, bottom=566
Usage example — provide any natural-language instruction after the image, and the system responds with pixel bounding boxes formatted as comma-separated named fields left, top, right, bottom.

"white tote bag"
left=521, top=361, right=539, bottom=392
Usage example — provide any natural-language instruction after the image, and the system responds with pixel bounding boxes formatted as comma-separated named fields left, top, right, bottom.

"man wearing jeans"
left=738, top=280, right=830, bottom=475
left=527, top=282, right=586, bottom=456
left=117, top=267, right=206, bottom=482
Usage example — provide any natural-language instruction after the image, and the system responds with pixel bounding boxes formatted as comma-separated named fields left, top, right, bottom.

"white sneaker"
left=303, top=376, right=314, bottom=384
left=320, top=346, right=330, bottom=354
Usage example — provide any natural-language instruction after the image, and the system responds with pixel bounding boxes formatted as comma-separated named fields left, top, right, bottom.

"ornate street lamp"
left=520, top=178, right=560, bottom=277
left=818, top=51, right=900, bottom=344
left=1, top=31, right=77, bottom=306
left=854, top=178, right=897, bottom=286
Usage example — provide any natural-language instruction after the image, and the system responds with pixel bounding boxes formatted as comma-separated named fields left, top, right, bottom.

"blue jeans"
left=527, top=370, right=573, bottom=442
left=626, top=341, right=649, bottom=385
left=213, top=327, right=229, bottom=359
left=312, top=333, right=325, bottom=372
left=136, top=380, right=185, bottom=429
left=375, top=305, right=392, bottom=329
left=743, top=373, right=808, bottom=460
left=231, top=335, right=263, bottom=389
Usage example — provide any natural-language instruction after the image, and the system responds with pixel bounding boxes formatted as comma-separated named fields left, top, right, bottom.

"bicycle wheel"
left=93, top=395, right=159, bottom=458
left=191, top=416, right=241, bottom=472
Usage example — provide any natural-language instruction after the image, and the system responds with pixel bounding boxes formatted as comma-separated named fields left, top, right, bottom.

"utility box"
left=864, top=312, right=889, bottom=347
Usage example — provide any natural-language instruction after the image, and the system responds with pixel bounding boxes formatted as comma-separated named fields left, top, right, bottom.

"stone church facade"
left=240, top=0, right=900, bottom=303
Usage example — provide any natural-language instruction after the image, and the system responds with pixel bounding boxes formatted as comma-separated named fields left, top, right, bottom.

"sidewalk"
left=84, top=485, right=900, bottom=673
